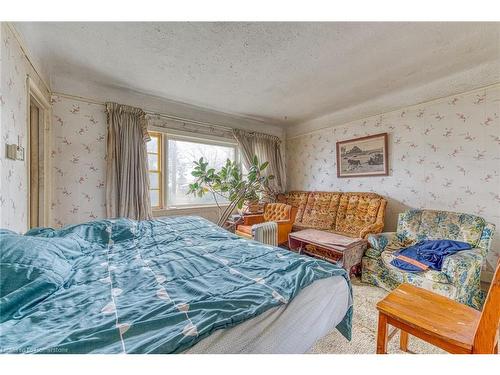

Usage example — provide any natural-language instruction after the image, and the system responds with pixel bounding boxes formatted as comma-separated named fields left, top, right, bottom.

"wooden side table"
left=223, top=216, right=243, bottom=233
left=224, top=210, right=267, bottom=233
left=288, top=229, right=367, bottom=276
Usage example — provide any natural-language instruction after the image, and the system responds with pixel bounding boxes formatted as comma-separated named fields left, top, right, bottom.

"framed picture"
left=336, top=132, right=388, bottom=178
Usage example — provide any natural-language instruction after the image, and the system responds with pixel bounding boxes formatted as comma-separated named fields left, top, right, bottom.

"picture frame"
left=336, top=132, right=389, bottom=178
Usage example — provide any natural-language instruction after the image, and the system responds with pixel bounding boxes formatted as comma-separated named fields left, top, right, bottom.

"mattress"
left=186, top=275, right=350, bottom=354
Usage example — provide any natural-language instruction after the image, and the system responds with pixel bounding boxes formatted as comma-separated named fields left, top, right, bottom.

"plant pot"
left=245, top=201, right=262, bottom=214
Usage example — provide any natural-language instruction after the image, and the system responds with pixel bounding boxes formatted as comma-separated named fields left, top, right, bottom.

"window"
left=147, top=132, right=238, bottom=209
left=147, top=132, right=163, bottom=208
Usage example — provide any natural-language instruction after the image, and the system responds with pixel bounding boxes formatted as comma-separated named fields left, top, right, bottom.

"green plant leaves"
left=186, top=155, right=274, bottom=226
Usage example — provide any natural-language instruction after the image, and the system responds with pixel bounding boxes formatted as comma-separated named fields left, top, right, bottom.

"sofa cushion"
left=300, top=192, right=342, bottom=230
left=397, top=209, right=486, bottom=247
left=283, top=191, right=309, bottom=222
left=396, top=210, right=423, bottom=242
left=335, top=192, right=384, bottom=236
left=362, top=255, right=458, bottom=301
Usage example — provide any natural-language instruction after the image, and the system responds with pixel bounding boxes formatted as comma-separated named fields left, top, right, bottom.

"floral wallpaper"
left=287, top=86, right=500, bottom=278
left=0, top=23, right=50, bottom=233
left=49, top=96, right=231, bottom=227
left=50, top=95, right=107, bottom=227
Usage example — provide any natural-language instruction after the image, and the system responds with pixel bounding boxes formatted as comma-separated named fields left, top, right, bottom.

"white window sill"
left=152, top=204, right=230, bottom=212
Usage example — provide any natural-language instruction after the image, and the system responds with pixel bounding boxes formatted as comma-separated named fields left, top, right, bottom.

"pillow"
left=26, top=221, right=111, bottom=242
left=0, top=232, right=75, bottom=322
left=26, top=221, right=111, bottom=257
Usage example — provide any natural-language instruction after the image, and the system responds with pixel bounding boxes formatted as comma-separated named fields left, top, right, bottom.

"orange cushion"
left=335, top=192, right=383, bottom=235
left=236, top=225, right=253, bottom=235
left=300, top=192, right=341, bottom=229
left=263, top=203, right=291, bottom=222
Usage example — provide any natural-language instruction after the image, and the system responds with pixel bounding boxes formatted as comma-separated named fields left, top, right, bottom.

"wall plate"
left=5, top=144, right=24, bottom=161
left=6, top=144, right=17, bottom=160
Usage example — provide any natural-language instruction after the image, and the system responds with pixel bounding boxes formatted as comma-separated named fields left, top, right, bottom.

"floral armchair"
left=361, top=209, right=495, bottom=310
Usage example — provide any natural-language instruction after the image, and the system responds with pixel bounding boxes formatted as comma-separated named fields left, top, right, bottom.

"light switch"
left=16, top=145, right=25, bottom=161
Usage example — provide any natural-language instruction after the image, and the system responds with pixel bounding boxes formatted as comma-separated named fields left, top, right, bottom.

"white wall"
left=286, top=84, right=500, bottom=280
left=0, top=23, right=51, bottom=233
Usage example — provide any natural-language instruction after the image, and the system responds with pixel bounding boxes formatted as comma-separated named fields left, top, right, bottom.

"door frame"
left=26, top=75, right=51, bottom=228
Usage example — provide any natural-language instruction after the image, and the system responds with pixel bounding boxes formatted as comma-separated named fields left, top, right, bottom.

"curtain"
left=105, top=102, right=152, bottom=220
left=233, top=129, right=286, bottom=194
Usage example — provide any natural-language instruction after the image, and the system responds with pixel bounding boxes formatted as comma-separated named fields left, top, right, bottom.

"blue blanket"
left=0, top=216, right=352, bottom=353
left=391, top=239, right=471, bottom=272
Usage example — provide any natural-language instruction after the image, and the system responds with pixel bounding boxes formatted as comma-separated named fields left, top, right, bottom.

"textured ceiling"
left=13, top=22, right=500, bottom=127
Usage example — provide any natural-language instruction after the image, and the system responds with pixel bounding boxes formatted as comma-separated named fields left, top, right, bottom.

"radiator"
left=252, top=221, right=278, bottom=247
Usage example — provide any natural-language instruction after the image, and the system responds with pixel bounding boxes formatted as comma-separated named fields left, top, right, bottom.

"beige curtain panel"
left=233, top=129, right=286, bottom=194
left=105, top=102, right=152, bottom=220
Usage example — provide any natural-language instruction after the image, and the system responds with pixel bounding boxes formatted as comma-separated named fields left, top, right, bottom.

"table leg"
left=376, top=313, right=389, bottom=354
left=400, top=330, right=409, bottom=352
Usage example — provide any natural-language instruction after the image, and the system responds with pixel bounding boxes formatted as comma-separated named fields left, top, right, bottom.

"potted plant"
left=243, top=190, right=262, bottom=214
left=187, top=155, right=274, bottom=227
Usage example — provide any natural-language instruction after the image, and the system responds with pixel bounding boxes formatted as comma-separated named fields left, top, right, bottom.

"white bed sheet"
left=185, top=275, right=350, bottom=354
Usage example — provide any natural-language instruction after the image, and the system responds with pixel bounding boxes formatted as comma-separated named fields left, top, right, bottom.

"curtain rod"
left=53, top=91, right=234, bottom=132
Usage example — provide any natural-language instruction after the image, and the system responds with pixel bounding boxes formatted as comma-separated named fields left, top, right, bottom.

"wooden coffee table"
left=288, top=229, right=367, bottom=276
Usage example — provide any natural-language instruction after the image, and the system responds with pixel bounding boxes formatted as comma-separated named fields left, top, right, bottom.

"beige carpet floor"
left=308, top=277, right=445, bottom=354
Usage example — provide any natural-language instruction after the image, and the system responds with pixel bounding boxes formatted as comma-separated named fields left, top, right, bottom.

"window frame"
left=147, top=132, right=164, bottom=209
left=148, top=129, right=240, bottom=210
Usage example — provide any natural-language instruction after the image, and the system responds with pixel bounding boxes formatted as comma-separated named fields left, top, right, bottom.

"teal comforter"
left=0, top=216, right=352, bottom=353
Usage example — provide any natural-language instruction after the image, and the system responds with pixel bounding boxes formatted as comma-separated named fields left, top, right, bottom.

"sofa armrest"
left=243, top=214, right=265, bottom=225
left=359, top=222, right=385, bottom=239
left=442, top=248, right=484, bottom=285
left=365, top=232, right=397, bottom=258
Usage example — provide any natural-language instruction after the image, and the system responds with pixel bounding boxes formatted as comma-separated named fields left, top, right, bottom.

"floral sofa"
left=277, top=191, right=387, bottom=239
left=362, top=209, right=495, bottom=310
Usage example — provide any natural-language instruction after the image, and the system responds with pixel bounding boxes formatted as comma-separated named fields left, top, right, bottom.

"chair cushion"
left=380, top=249, right=451, bottom=284
left=300, top=192, right=342, bottom=230
left=397, top=209, right=486, bottom=247
left=236, top=225, right=253, bottom=235
left=335, top=192, right=384, bottom=236
left=263, top=203, right=290, bottom=222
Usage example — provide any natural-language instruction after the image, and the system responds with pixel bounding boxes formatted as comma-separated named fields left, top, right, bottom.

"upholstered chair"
left=362, top=209, right=496, bottom=310
left=236, top=203, right=298, bottom=245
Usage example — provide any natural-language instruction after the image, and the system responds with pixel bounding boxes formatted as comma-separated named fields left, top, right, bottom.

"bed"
left=0, top=216, right=352, bottom=354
